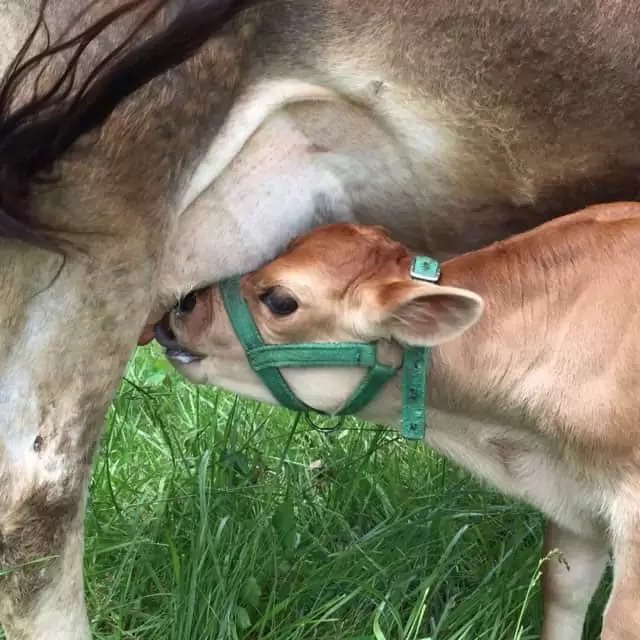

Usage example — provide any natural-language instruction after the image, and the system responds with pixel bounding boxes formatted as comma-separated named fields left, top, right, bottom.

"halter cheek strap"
left=220, top=276, right=397, bottom=414
left=218, top=255, right=440, bottom=440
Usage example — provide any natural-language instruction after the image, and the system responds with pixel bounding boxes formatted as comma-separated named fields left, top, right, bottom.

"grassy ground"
left=82, top=345, right=611, bottom=639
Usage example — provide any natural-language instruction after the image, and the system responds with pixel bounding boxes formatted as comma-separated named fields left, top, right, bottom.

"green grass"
left=82, top=345, right=611, bottom=639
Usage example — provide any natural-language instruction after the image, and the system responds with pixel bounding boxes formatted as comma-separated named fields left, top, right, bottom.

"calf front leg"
left=541, top=520, right=609, bottom=640
left=603, top=493, right=640, bottom=640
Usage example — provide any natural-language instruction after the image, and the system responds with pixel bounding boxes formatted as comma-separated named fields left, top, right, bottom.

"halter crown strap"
left=219, top=253, right=440, bottom=441
left=220, top=277, right=307, bottom=411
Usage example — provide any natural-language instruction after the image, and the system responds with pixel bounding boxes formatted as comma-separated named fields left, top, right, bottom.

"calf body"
left=161, top=202, right=640, bottom=639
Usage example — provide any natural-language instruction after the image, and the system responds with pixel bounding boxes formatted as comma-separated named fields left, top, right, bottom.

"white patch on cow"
left=0, top=271, right=84, bottom=495
left=177, top=79, right=339, bottom=214
left=159, top=111, right=354, bottom=300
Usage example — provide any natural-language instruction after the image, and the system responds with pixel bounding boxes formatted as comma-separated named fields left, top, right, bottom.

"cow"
left=2, top=0, right=640, bottom=637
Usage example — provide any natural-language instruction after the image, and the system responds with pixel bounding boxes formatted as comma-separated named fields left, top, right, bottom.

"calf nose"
left=154, top=315, right=180, bottom=349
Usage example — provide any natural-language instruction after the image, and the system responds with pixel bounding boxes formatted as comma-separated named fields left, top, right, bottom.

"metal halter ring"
left=304, top=412, right=346, bottom=434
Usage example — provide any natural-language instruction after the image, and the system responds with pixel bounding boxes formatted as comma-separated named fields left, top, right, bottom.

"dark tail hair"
left=0, top=0, right=257, bottom=251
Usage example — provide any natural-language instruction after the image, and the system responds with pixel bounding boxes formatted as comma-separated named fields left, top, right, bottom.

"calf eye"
left=259, top=287, right=299, bottom=316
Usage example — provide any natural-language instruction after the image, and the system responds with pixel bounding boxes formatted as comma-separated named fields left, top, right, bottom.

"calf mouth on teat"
left=141, top=290, right=206, bottom=365
left=154, top=312, right=204, bottom=365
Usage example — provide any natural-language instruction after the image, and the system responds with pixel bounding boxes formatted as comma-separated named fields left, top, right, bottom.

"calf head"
left=156, top=224, right=484, bottom=414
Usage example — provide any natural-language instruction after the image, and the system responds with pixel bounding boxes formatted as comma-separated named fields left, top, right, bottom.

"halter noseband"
left=218, top=256, right=440, bottom=440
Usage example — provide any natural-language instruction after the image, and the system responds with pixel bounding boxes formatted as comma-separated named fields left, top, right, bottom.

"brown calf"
left=159, top=202, right=640, bottom=640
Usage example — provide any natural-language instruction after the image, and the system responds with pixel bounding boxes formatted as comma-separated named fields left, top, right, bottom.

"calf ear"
left=377, top=281, right=484, bottom=347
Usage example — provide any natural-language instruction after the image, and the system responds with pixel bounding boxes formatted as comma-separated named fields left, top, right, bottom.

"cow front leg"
left=0, top=448, right=92, bottom=639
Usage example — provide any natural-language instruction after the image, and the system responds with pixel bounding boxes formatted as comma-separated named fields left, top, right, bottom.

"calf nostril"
left=154, top=315, right=178, bottom=347
left=178, top=291, right=197, bottom=314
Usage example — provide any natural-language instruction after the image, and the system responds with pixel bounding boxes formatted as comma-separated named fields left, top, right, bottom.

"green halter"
left=218, top=255, right=440, bottom=440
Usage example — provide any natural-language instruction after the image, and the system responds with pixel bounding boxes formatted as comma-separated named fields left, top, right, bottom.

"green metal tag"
left=410, top=256, right=440, bottom=283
